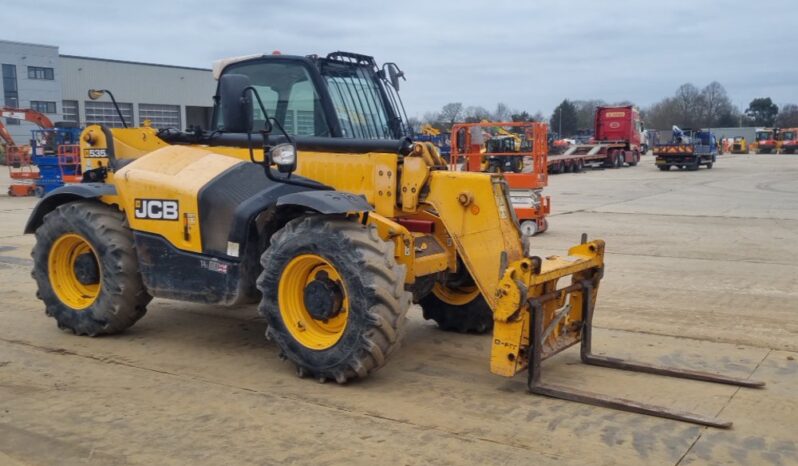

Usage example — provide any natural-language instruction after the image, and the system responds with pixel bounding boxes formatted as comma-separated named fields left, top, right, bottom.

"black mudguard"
left=24, top=183, right=117, bottom=234
left=276, top=190, right=372, bottom=214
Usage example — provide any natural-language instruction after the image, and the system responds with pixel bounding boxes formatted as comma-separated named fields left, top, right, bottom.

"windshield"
left=756, top=131, right=771, bottom=141
left=216, top=61, right=331, bottom=137
left=321, top=62, right=392, bottom=139
left=782, top=131, right=795, bottom=140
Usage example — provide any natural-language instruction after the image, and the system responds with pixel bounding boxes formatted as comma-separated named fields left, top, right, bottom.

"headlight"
left=270, top=143, right=297, bottom=173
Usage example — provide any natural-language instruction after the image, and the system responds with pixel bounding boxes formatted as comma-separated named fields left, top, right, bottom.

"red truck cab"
left=594, top=105, right=643, bottom=151
left=781, top=128, right=798, bottom=154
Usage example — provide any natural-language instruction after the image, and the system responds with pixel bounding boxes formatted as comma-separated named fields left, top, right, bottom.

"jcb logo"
left=134, top=199, right=179, bottom=220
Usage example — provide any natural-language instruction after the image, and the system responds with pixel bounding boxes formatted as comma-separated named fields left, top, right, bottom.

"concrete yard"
left=0, top=153, right=796, bottom=465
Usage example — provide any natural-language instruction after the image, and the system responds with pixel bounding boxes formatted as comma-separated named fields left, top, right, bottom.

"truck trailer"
left=548, top=105, right=643, bottom=173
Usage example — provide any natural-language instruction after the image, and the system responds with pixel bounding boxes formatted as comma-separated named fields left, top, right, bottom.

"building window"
left=62, top=100, right=79, bottom=123
left=27, top=66, right=55, bottom=80
left=85, top=101, right=133, bottom=128
left=30, top=101, right=57, bottom=114
left=2, top=64, right=19, bottom=124
left=138, top=103, right=181, bottom=129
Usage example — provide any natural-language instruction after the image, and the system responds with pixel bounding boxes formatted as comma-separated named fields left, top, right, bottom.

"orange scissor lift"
left=6, top=144, right=38, bottom=196
left=450, top=121, right=550, bottom=235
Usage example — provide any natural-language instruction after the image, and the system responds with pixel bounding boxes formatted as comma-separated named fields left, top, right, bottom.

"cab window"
left=217, top=61, right=331, bottom=137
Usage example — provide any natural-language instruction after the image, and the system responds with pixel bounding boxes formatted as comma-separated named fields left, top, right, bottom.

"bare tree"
left=700, top=81, right=733, bottom=127
left=439, top=102, right=464, bottom=126
left=491, top=102, right=513, bottom=122
left=464, top=106, right=491, bottom=122
left=406, top=116, right=422, bottom=133
left=642, top=98, right=679, bottom=130
left=673, top=83, right=704, bottom=128
left=531, top=111, right=546, bottom=122
left=573, top=100, right=607, bottom=131
left=775, top=104, right=798, bottom=127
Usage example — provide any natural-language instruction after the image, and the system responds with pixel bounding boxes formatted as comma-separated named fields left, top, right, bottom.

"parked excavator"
left=25, top=51, right=762, bottom=428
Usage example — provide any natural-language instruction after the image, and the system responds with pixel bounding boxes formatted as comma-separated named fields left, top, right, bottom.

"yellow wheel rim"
left=432, top=282, right=479, bottom=306
left=278, top=254, right=349, bottom=350
left=48, top=233, right=101, bottom=310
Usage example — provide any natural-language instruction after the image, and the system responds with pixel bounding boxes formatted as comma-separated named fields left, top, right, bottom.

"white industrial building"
left=1, top=39, right=215, bottom=144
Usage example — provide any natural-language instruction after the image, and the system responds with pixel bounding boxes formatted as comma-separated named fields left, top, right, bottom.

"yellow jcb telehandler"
left=25, top=51, right=762, bottom=428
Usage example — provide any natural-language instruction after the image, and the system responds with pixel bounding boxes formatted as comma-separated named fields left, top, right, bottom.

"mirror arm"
left=239, top=86, right=330, bottom=191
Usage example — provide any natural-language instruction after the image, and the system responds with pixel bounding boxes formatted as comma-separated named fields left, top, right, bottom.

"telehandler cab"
left=26, top=51, right=762, bottom=428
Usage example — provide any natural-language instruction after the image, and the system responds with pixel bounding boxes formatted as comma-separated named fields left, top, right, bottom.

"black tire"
left=607, top=152, right=620, bottom=169
left=420, top=286, right=493, bottom=334
left=628, top=151, right=639, bottom=166
left=574, top=159, right=584, bottom=172
left=658, top=165, right=670, bottom=171
left=31, top=201, right=151, bottom=336
left=258, top=216, right=411, bottom=383
left=707, top=162, right=713, bottom=169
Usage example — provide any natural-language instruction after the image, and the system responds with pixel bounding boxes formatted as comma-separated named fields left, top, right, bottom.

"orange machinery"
left=450, top=121, right=550, bottom=235
left=1, top=107, right=55, bottom=196
left=780, top=128, right=798, bottom=154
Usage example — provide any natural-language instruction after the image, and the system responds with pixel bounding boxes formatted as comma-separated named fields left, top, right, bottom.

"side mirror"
left=219, top=74, right=253, bottom=133
left=385, top=63, right=405, bottom=91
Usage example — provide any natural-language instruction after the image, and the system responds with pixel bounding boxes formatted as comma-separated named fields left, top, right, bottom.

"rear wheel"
left=628, top=151, right=639, bottom=166
left=707, top=162, right=713, bottom=169
left=421, top=283, right=493, bottom=334
left=258, top=216, right=411, bottom=383
left=519, top=220, right=538, bottom=236
left=574, top=159, right=584, bottom=172
left=658, top=165, right=670, bottom=171
left=31, top=201, right=151, bottom=336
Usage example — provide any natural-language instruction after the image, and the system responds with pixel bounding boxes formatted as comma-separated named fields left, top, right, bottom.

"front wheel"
left=258, top=216, right=411, bottom=383
left=658, top=165, right=670, bottom=171
left=420, top=283, right=493, bottom=334
left=31, top=201, right=151, bottom=336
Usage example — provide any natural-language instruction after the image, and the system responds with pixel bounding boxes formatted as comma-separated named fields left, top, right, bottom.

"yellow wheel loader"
left=26, top=51, right=762, bottom=427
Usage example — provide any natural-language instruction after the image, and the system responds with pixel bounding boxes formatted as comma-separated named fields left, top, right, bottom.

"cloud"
left=2, top=0, right=795, bottom=117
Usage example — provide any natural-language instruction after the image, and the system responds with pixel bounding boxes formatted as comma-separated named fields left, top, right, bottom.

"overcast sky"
left=4, top=0, right=795, bottom=118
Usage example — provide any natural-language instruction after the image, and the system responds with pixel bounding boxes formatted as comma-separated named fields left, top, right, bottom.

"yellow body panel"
left=113, top=146, right=243, bottom=253
left=295, top=152, right=399, bottom=218
left=422, top=171, right=523, bottom=310
left=81, top=125, right=167, bottom=173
